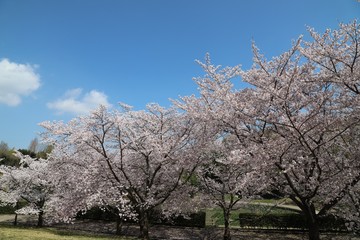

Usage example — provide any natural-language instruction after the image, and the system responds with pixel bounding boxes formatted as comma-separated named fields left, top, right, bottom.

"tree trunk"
left=291, top=197, right=320, bottom=240
left=308, top=221, right=320, bottom=240
left=36, top=200, right=45, bottom=227
left=304, top=204, right=320, bottom=240
left=13, top=202, right=19, bottom=226
left=116, top=216, right=122, bottom=235
left=37, top=210, right=44, bottom=227
left=222, top=208, right=231, bottom=240
left=138, top=210, right=150, bottom=240
left=13, top=214, right=18, bottom=226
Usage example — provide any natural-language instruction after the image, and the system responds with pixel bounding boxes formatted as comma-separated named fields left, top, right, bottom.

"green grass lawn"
left=205, top=208, right=241, bottom=227
left=205, top=201, right=302, bottom=228
left=0, top=225, right=134, bottom=240
left=250, top=198, right=295, bottom=205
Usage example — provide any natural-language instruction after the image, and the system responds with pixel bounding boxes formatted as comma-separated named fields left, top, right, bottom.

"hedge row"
left=151, top=212, right=206, bottom=228
left=77, top=207, right=206, bottom=228
left=0, top=201, right=28, bottom=214
left=0, top=204, right=330, bottom=231
left=0, top=205, right=16, bottom=214
left=76, top=207, right=118, bottom=221
left=77, top=206, right=348, bottom=231
left=238, top=212, right=346, bottom=231
left=78, top=207, right=347, bottom=231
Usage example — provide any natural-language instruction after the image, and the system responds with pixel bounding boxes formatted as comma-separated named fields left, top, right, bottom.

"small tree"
left=174, top=55, right=269, bottom=240
left=0, top=141, right=9, bottom=152
left=28, top=138, right=39, bottom=154
left=0, top=141, right=20, bottom=167
left=197, top=148, right=254, bottom=240
left=0, top=151, right=53, bottom=227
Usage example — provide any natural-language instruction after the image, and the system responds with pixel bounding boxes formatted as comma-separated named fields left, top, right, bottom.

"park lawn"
left=250, top=198, right=296, bottom=206
left=206, top=202, right=301, bottom=228
left=206, top=208, right=241, bottom=227
left=0, top=225, right=134, bottom=240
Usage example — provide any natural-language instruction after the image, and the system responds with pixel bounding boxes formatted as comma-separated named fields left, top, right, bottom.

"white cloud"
left=0, top=59, right=41, bottom=106
left=47, top=88, right=112, bottom=115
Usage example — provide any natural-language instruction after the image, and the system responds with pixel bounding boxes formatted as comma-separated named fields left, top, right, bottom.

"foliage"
left=76, top=207, right=119, bottom=222
left=17, top=149, right=36, bottom=158
left=0, top=141, right=20, bottom=167
left=0, top=150, right=20, bottom=167
left=0, top=204, right=16, bottom=214
left=77, top=206, right=206, bottom=228
left=36, top=145, right=53, bottom=159
left=0, top=200, right=27, bottom=214
left=161, top=211, right=206, bottom=228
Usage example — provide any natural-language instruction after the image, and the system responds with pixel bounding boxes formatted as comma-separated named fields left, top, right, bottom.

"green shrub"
left=160, top=212, right=206, bottom=228
left=76, top=207, right=118, bottom=221
left=0, top=151, right=20, bottom=167
left=239, top=212, right=306, bottom=229
left=0, top=205, right=16, bottom=214
left=77, top=206, right=206, bottom=228
left=0, top=201, right=28, bottom=214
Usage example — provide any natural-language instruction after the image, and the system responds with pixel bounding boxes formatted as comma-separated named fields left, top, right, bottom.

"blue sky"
left=0, top=0, right=359, bottom=149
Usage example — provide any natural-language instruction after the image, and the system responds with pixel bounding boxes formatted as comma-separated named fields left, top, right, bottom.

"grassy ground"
left=250, top=198, right=295, bottom=205
left=205, top=202, right=302, bottom=228
left=0, top=225, right=134, bottom=240
left=0, top=214, right=358, bottom=240
left=0, top=214, right=133, bottom=240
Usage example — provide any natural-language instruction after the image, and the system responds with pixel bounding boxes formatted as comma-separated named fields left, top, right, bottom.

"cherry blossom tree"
left=0, top=151, right=53, bottom=227
left=196, top=145, right=258, bottom=240
left=40, top=104, right=206, bottom=240
left=40, top=106, right=138, bottom=233
left=241, top=20, right=360, bottom=240
left=44, top=143, right=132, bottom=231
left=174, top=55, right=268, bottom=240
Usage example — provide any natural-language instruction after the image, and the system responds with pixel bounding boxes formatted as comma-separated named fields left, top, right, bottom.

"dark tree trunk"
left=13, top=214, right=18, bottom=226
left=13, top=202, right=19, bottom=226
left=36, top=199, right=46, bottom=227
left=304, top=204, right=320, bottom=240
left=222, top=208, right=231, bottom=240
left=116, top=216, right=123, bottom=235
left=37, top=210, right=44, bottom=227
left=308, top=220, right=320, bottom=240
left=138, top=210, right=150, bottom=240
left=290, top=196, right=321, bottom=240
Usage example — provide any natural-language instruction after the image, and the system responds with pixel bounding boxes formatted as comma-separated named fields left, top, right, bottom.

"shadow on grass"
left=0, top=224, right=133, bottom=240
